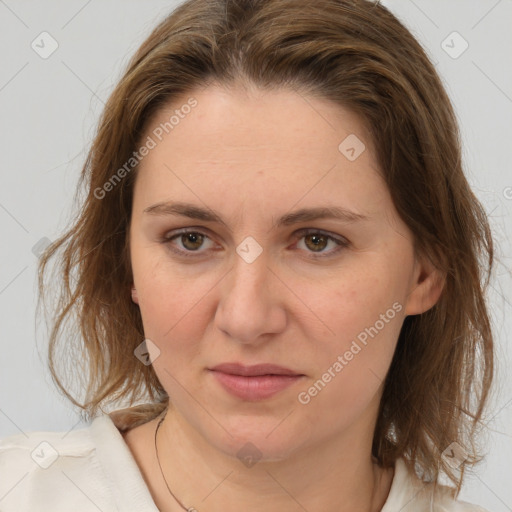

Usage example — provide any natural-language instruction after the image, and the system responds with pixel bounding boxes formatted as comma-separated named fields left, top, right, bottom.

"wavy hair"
left=37, top=0, right=494, bottom=492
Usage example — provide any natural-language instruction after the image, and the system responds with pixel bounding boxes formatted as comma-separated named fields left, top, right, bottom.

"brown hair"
left=37, top=0, right=494, bottom=492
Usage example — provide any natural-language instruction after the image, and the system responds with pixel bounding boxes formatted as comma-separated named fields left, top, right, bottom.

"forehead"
left=143, top=83, right=373, bottom=159
left=133, top=84, right=386, bottom=218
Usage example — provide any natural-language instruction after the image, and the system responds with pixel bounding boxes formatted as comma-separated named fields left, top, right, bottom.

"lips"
left=208, top=363, right=305, bottom=401
left=210, top=362, right=302, bottom=377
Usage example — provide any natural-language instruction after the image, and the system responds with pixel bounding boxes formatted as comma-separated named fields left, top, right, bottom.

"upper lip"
left=209, top=363, right=303, bottom=377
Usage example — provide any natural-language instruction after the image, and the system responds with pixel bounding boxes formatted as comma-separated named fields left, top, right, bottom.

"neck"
left=152, top=405, right=393, bottom=512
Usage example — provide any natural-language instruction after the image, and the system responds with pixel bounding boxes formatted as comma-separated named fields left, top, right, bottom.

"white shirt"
left=0, top=414, right=489, bottom=511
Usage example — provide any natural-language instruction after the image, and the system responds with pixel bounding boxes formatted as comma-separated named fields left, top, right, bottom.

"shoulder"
left=0, top=414, right=157, bottom=512
left=382, top=458, right=491, bottom=512
left=0, top=415, right=113, bottom=511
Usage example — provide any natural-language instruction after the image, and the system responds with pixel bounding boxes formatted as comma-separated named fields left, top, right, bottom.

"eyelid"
left=160, top=227, right=349, bottom=259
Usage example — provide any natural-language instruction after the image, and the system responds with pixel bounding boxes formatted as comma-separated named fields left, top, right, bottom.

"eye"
left=161, top=227, right=349, bottom=260
left=161, top=229, right=216, bottom=258
left=292, top=228, right=349, bottom=258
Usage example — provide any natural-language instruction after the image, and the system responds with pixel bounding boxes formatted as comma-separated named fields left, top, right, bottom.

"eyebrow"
left=143, top=201, right=369, bottom=227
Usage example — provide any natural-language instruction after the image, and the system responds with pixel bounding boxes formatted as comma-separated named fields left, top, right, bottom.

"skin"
left=125, top=83, right=444, bottom=512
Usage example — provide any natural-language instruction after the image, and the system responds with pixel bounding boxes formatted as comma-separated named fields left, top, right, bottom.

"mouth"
left=210, top=362, right=303, bottom=377
left=208, top=363, right=305, bottom=401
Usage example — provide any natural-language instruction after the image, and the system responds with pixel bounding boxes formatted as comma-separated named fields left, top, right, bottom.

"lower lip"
left=210, top=371, right=303, bottom=401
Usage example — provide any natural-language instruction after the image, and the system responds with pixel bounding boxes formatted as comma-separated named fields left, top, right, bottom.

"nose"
left=214, top=247, right=287, bottom=345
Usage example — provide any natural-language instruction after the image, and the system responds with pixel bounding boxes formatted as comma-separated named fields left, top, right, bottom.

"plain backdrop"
left=0, top=0, right=511, bottom=510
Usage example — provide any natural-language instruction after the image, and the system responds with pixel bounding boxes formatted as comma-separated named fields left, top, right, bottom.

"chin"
left=200, top=413, right=315, bottom=464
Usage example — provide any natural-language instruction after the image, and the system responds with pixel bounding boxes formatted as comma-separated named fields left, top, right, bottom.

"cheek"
left=133, top=258, right=217, bottom=363
left=296, top=290, right=402, bottom=432
left=304, top=266, right=405, bottom=396
left=317, top=265, right=403, bottom=344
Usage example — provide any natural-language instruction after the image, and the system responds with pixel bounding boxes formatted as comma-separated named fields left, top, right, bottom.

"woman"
left=0, top=0, right=494, bottom=510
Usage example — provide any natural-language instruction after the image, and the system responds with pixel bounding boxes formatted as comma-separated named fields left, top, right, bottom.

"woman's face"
left=129, top=84, right=442, bottom=460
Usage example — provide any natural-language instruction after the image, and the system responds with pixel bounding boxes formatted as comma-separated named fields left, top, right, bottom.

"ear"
left=404, top=255, right=445, bottom=316
left=131, top=286, right=139, bottom=304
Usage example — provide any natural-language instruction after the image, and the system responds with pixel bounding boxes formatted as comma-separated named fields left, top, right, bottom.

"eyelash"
left=159, top=228, right=349, bottom=259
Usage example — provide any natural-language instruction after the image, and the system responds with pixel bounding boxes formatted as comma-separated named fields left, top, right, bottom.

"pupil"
left=183, top=233, right=203, bottom=250
left=307, top=234, right=326, bottom=252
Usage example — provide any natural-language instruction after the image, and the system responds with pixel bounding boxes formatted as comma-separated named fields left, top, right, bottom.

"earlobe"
left=131, top=286, right=139, bottom=304
left=404, top=257, right=446, bottom=316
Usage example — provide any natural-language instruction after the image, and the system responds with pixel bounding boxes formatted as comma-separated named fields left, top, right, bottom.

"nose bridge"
left=231, top=243, right=269, bottom=292
left=228, top=241, right=273, bottom=310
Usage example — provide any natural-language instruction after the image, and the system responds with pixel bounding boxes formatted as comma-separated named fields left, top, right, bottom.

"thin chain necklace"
left=154, top=410, right=381, bottom=512
left=154, top=411, right=195, bottom=512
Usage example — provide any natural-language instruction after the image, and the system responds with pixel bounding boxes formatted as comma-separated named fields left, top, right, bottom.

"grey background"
left=0, top=0, right=510, bottom=510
